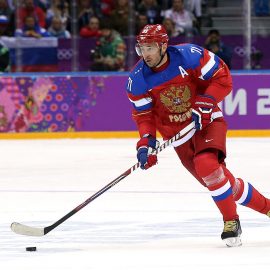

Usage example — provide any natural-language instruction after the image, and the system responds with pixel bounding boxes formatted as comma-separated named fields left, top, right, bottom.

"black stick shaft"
left=44, top=164, right=139, bottom=234
left=37, top=121, right=194, bottom=235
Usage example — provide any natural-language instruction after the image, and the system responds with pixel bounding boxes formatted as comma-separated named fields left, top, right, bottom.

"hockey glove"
left=192, top=95, right=217, bottom=130
left=136, top=135, right=159, bottom=170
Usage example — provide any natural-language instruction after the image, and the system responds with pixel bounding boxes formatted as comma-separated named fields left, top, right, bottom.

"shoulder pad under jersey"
left=169, top=44, right=220, bottom=80
left=168, top=44, right=204, bottom=70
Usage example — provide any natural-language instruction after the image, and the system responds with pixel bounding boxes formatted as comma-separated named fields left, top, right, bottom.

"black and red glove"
left=136, top=135, right=159, bottom=170
left=192, top=95, right=217, bottom=130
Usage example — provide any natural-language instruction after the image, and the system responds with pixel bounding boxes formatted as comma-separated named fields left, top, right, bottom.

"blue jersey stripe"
left=239, top=183, right=253, bottom=206
left=133, top=102, right=153, bottom=111
left=212, top=187, right=232, bottom=202
left=202, top=54, right=220, bottom=80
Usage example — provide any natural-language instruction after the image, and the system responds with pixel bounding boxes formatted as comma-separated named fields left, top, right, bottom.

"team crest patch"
left=160, top=85, right=191, bottom=113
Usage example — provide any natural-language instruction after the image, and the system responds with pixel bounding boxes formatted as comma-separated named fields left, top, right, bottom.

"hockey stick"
left=11, top=121, right=195, bottom=237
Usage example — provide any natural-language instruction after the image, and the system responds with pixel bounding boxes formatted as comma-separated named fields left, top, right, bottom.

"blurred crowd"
left=0, top=0, right=266, bottom=71
left=0, top=0, right=204, bottom=39
left=0, top=0, right=206, bottom=71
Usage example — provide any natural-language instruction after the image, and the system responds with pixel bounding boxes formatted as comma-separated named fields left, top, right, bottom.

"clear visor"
left=135, top=42, right=160, bottom=57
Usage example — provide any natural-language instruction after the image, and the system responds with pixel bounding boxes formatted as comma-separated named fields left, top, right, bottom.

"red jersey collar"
left=151, top=53, right=170, bottom=72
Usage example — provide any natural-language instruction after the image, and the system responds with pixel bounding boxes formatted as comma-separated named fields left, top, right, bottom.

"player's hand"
left=136, top=135, right=159, bottom=170
left=192, top=95, right=217, bottom=130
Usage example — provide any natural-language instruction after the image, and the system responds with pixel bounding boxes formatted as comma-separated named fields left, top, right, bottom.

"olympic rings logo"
left=57, top=49, right=73, bottom=60
left=234, top=46, right=257, bottom=57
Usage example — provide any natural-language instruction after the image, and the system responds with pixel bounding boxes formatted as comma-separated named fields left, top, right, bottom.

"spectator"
left=137, top=0, right=162, bottom=24
left=0, top=40, right=10, bottom=72
left=185, top=0, right=202, bottom=31
left=110, top=0, right=129, bottom=36
left=6, top=0, right=14, bottom=10
left=78, top=0, right=96, bottom=30
left=91, top=20, right=126, bottom=71
left=19, top=0, right=46, bottom=28
left=0, top=15, right=13, bottom=36
left=163, top=0, right=197, bottom=36
left=47, top=16, right=71, bottom=38
left=157, top=0, right=171, bottom=10
left=185, top=0, right=202, bottom=19
left=34, top=0, right=51, bottom=11
left=251, top=49, right=263, bottom=69
left=204, top=29, right=232, bottom=69
left=79, top=16, right=101, bottom=38
left=99, top=0, right=114, bottom=18
left=15, top=15, right=50, bottom=38
left=135, top=13, right=148, bottom=34
left=254, top=0, right=269, bottom=16
left=162, top=17, right=180, bottom=37
left=46, top=0, right=70, bottom=30
left=0, top=0, right=14, bottom=35
left=0, top=0, right=13, bottom=18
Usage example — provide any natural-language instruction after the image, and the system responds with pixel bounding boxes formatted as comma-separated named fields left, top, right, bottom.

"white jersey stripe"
left=236, top=179, right=249, bottom=204
left=210, top=181, right=231, bottom=197
left=129, top=97, right=152, bottom=107
left=200, top=51, right=216, bottom=80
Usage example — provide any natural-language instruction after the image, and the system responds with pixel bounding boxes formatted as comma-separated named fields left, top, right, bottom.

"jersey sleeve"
left=189, top=44, right=233, bottom=103
left=126, top=66, right=156, bottom=138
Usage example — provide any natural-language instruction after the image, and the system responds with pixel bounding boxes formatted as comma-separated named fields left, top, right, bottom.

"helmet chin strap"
left=153, top=47, right=167, bottom=68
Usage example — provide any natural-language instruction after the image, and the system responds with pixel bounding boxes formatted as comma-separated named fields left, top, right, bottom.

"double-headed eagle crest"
left=160, top=85, right=191, bottom=113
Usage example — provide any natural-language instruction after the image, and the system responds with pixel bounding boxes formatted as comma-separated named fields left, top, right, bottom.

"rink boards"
left=0, top=71, right=269, bottom=138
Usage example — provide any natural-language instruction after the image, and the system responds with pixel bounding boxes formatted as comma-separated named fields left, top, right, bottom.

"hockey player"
left=126, top=24, right=270, bottom=247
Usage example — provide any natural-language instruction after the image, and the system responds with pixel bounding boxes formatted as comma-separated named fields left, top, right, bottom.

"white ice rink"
left=1, top=137, right=270, bottom=269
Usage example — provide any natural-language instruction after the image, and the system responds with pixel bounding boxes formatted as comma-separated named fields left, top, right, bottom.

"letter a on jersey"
left=179, top=66, right=188, bottom=78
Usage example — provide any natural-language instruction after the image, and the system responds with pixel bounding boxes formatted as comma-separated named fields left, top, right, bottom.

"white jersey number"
left=127, top=77, right=133, bottom=92
left=190, top=46, right=202, bottom=55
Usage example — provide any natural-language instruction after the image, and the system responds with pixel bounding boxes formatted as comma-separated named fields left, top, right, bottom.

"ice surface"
left=1, top=138, right=270, bottom=269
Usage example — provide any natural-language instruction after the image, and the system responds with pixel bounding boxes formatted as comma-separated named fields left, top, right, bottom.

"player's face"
left=139, top=42, right=164, bottom=67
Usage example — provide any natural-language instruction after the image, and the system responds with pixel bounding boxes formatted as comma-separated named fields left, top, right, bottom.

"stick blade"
left=11, top=222, right=45, bottom=237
